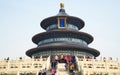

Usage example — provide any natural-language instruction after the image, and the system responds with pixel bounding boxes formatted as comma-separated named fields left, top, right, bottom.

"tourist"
left=41, top=69, right=46, bottom=75
left=51, top=59, right=57, bottom=68
left=38, top=70, right=42, bottom=75
left=51, top=68, right=56, bottom=75
left=69, top=63, right=74, bottom=75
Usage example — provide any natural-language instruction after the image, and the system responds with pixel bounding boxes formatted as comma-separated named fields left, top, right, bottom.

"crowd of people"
left=50, top=56, right=76, bottom=75
left=38, top=56, right=77, bottom=75
left=50, top=57, right=58, bottom=75
left=63, top=56, right=76, bottom=75
left=38, top=68, right=47, bottom=75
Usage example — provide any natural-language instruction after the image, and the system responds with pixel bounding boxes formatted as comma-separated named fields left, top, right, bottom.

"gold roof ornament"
left=60, top=3, right=64, bottom=9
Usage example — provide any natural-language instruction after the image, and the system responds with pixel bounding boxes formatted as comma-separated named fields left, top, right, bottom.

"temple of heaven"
left=26, top=3, right=100, bottom=58
left=1, top=3, right=120, bottom=75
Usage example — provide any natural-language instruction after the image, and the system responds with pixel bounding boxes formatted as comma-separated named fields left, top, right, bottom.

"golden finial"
left=60, top=3, right=64, bottom=9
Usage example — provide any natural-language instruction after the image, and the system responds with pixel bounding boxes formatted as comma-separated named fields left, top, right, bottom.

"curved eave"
left=40, top=16, right=85, bottom=30
left=26, top=45, right=100, bottom=57
left=32, top=30, right=93, bottom=44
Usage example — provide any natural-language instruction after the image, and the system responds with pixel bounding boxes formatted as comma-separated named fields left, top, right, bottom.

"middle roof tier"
left=32, top=29, right=93, bottom=45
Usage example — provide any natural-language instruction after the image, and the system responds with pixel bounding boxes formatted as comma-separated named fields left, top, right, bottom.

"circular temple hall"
left=26, top=3, right=100, bottom=58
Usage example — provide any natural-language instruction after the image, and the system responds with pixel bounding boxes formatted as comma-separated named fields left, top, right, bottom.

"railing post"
left=36, top=71, right=38, bottom=75
left=46, top=56, right=51, bottom=70
left=17, top=71, right=19, bottom=75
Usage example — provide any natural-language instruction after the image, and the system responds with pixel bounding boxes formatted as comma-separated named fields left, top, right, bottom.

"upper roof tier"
left=40, top=3, right=85, bottom=30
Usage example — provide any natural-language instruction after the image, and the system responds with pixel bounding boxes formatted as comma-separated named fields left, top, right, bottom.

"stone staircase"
left=46, top=63, right=81, bottom=75
left=46, top=56, right=81, bottom=75
left=46, top=63, right=69, bottom=75
left=46, top=70, right=51, bottom=75
left=56, top=63, right=69, bottom=75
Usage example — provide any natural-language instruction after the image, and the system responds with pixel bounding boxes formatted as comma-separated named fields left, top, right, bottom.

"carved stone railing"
left=76, top=57, right=120, bottom=75
left=0, top=57, right=49, bottom=75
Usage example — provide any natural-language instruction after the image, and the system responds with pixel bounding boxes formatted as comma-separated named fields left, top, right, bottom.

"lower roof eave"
left=26, top=46, right=100, bottom=57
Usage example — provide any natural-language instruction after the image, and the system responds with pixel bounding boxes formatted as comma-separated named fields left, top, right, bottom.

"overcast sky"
left=0, top=0, right=120, bottom=59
